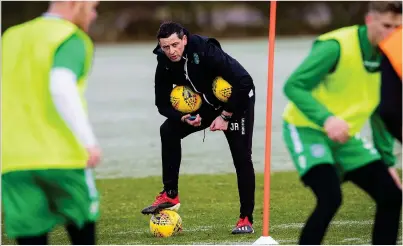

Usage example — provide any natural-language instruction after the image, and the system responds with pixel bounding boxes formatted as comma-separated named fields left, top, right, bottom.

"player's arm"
left=202, top=40, right=254, bottom=115
left=154, top=60, right=184, bottom=121
left=283, top=40, right=340, bottom=126
left=50, top=34, right=98, bottom=147
left=370, top=110, right=396, bottom=167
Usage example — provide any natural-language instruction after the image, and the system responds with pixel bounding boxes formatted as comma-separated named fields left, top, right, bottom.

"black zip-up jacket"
left=153, top=29, right=255, bottom=121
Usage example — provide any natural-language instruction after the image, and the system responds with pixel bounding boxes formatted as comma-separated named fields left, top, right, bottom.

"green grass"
left=2, top=171, right=402, bottom=245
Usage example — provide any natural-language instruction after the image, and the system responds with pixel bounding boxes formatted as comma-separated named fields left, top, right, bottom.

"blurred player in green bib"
left=2, top=1, right=101, bottom=244
left=281, top=2, right=402, bottom=245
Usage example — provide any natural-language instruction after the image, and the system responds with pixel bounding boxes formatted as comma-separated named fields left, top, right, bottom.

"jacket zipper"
left=183, top=55, right=216, bottom=108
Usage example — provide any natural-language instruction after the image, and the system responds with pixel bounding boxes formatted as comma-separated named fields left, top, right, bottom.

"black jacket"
left=153, top=29, right=255, bottom=121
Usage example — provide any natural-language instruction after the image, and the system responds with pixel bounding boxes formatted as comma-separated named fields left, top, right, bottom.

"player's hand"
left=388, top=167, right=402, bottom=190
left=86, top=146, right=102, bottom=168
left=210, top=116, right=229, bottom=131
left=182, top=114, right=202, bottom=127
left=324, top=116, right=350, bottom=144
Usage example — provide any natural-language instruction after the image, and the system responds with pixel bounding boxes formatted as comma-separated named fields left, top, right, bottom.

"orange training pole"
left=262, top=0, right=277, bottom=237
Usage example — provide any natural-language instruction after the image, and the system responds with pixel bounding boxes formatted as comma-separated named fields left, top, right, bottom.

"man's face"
left=366, top=11, right=402, bottom=46
left=71, top=1, right=99, bottom=33
left=159, top=33, right=187, bottom=62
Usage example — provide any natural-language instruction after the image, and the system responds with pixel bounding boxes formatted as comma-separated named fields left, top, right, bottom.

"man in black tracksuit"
left=141, top=22, right=256, bottom=234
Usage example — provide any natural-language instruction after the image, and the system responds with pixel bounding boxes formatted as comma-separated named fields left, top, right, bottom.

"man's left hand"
left=210, top=116, right=229, bottom=131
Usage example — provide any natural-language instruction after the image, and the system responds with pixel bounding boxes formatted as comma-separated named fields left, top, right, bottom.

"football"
left=149, top=210, right=183, bottom=238
left=212, top=76, right=232, bottom=102
left=170, top=85, right=202, bottom=113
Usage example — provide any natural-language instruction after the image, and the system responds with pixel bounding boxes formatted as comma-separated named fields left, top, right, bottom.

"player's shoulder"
left=55, top=33, right=87, bottom=61
left=316, top=25, right=359, bottom=46
left=312, top=27, right=342, bottom=56
left=60, top=33, right=86, bottom=49
left=53, top=33, right=87, bottom=74
left=312, top=39, right=340, bottom=51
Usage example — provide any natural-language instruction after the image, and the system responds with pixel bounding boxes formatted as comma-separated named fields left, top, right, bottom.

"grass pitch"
left=2, top=171, right=402, bottom=245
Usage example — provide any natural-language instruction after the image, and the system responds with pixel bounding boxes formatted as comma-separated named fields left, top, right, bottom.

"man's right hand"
left=86, top=146, right=102, bottom=168
left=324, top=116, right=350, bottom=144
left=181, top=114, right=202, bottom=127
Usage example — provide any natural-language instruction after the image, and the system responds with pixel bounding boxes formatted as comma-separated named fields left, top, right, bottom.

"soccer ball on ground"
left=149, top=210, right=183, bottom=238
left=212, top=76, right=232, bottom=102
left=170, top=85, right=202, bottom=113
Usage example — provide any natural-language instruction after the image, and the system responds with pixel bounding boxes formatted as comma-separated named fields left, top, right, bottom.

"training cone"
left=253, top=236, right=279, bottom=245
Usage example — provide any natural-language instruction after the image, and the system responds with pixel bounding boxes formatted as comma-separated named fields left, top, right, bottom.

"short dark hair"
left=157, top=21, right=185, bottom=40
left=368, top=1, right=402, bottom=14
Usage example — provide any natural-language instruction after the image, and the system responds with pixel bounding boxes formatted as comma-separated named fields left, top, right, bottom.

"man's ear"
left=183, top=35, right=188, bottom=46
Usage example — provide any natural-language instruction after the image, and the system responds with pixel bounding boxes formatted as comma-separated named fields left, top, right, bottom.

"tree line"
left=2, top=1, right=370, bottom=42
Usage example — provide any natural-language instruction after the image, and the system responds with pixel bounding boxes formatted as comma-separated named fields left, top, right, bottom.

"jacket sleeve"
left=202, top=41, right=254, bottom=114
left=154, top=62, right=184, bottom=121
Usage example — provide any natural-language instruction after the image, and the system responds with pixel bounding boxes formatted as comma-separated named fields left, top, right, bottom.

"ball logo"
left=182, top=88, right=198, bottom=110
left=213, top=77, right=232, bottom=102
left=170, top=96, right=180, bottom=110
left=220, top=87, right=232, bottom=98
left=151, top=213, right=171, bottom=226
left=170, top=85, right=201, bottom=113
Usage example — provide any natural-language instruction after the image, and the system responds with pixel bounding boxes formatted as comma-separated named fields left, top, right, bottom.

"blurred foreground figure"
left=378, top=26, right=402, bottom=143
left=281, top=1, right=402, bottom=244
left=2, top=1, right=101, bottom=245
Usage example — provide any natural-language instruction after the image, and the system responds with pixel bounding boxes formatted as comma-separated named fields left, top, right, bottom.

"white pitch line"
left=272, top=220, right=373, bottom=229
left=278, top=238, right=371, bottom=245
left=115, top=225, right=214, bottom=235
left=66, top=220, right=373, bottom=236
left=342, top=238, right=364, bottom=242
left=199, top=240, right=253, bottom=245
left=48, top=219, right=378, bottom=245
left=276, top=239, right=297, bottom=244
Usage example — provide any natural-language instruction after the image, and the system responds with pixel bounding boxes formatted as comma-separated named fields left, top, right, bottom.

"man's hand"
left=86, top=146, right=102, bottom=168
left=324, top=116, right=350, bottom=143
left=388, top=167, right=402, bottom=190
left=182, top=114, right=202, bottom=127
left=210, top=115, right=229, bottom=131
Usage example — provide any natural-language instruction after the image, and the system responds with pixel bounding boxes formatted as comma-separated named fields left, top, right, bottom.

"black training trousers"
left=16, top=222, right=96, bottom=245
left=299, top=161, right=402, bottom=245
left=159, top=93, right=256, bottom=221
